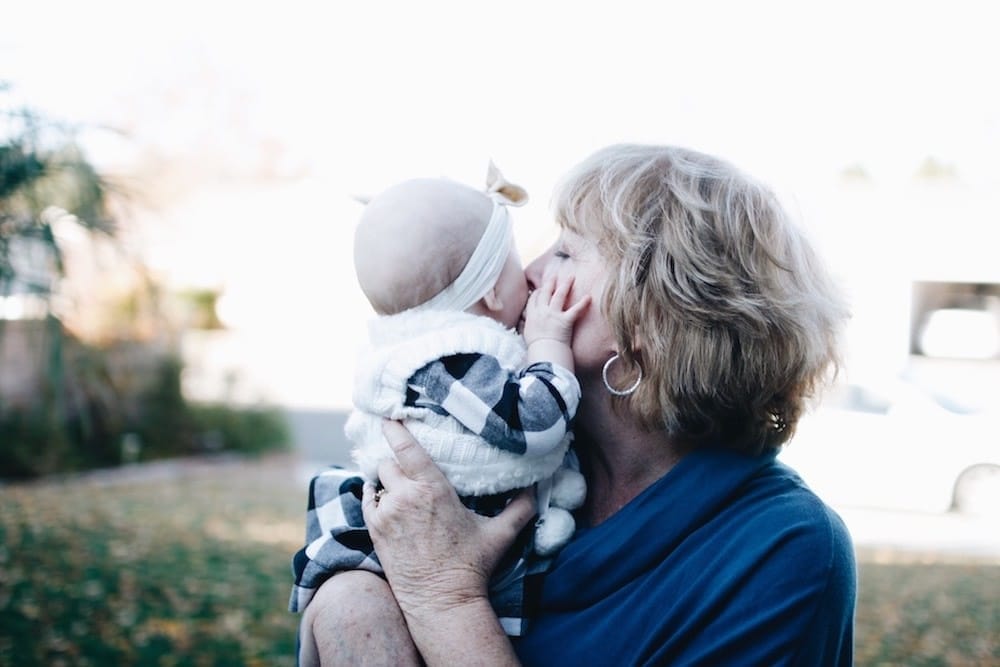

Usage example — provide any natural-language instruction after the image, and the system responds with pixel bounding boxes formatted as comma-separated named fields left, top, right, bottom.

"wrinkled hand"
left=361, top=420, right=537, bottom=620
left=522, top=273, right=591, bottom=347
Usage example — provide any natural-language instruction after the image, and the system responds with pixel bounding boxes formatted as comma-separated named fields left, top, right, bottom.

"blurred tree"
left=176, top=287, right=225, bottom=330
left=0, top=85, right=289, bottom=477
left=0, top=83, right=124, bottom=474
left=1, top=83, right=117, bottom=306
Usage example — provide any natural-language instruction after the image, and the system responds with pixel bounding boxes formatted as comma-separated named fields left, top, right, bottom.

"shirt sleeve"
left=405, top=352, right=580, bottom=457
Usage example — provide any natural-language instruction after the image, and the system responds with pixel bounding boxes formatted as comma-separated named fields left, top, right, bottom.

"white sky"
left=5, top=0, right=999, bottom=189
left=3, top=0, right=999, bottom=408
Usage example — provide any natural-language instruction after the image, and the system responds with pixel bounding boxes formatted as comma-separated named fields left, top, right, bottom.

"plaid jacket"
left=406, top=354, right=578, bottom=455
left=291, top=311, right=580, bottom=634
left=288, top=467, right=553, bottom=636
left=347, top=309, right=580, bottom=496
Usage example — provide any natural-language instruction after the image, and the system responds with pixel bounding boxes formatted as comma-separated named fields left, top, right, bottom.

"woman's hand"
left=361, top=420, right=537, bottom=622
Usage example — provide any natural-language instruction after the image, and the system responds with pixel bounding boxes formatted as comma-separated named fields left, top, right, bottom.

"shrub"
left=189, top=403, right=291, bottom=455
left=0, top=344, right=290, bottom=479
left=0, top=406, right=72, bottom=477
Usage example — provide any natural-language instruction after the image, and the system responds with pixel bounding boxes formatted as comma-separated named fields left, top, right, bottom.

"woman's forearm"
left=402, top=596, right=521, bottom=667
left=299, top=571, right=421, bottom=667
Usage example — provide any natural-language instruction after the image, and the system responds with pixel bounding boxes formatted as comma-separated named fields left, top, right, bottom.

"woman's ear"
left=619, top=336, right=644, bottom=367
left=631, top=333, right=644, bottom=355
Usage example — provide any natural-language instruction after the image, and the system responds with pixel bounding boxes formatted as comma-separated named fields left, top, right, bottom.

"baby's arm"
left=406, top=276, right=589, bottom=457
left=522, top=273, right=590, bottom=373
left=408, top=353, right=578, bottom=456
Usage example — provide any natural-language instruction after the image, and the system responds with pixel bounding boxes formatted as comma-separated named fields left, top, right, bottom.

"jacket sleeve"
left=288, top=470, right=384, bottom=613
left=406, top=352, right=580, bottom=457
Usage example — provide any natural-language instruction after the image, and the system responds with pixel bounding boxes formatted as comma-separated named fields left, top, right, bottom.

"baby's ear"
left=486, top=160, right=529, bottom=207
left=481, top=287, right=503, bottom=313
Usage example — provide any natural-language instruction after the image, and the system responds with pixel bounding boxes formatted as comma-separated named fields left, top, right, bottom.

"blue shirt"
left=513, top=447, right=856, bottom=666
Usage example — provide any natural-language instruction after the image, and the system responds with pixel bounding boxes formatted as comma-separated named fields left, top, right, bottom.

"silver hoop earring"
left=602, top=353, right=643, bottom=397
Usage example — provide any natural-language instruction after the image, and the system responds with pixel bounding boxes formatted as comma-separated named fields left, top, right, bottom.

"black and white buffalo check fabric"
left=289, top=467, right=552, bottom=636
left=405, top=354, right=578, bottom=456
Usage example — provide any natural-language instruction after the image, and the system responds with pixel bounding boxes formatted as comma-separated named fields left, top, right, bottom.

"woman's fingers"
left=360, top=482, right=379, bottom=523
left=499, top=488, right=537, bottom=533
left=478, top=488, right=538, bottom=555
left=381, top=419, right=448, bottom=484
left=375, top=455, right=407, bottom=490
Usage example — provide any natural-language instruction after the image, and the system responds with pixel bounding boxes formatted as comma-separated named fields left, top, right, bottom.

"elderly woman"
left=298, top=144, right=855, bottom=665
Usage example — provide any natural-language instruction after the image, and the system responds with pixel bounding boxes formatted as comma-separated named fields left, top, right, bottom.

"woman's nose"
left=524, top=247, right=551, bottom=291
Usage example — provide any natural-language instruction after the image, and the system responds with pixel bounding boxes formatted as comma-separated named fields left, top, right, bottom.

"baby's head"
left=353, top=169, right=529, bottom=329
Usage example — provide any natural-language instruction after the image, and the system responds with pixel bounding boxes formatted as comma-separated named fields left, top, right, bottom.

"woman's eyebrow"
left=559, top=231, right=582, bottom=248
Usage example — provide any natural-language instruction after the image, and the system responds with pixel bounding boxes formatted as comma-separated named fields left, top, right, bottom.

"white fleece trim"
left=346, top=310, right=571, bottom=495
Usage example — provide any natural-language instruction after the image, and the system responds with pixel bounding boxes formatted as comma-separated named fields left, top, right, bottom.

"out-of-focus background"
left=2, top=1, right=998, bottom=665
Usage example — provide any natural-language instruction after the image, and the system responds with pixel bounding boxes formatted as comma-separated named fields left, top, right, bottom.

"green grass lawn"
left=0, top=455, right=304, bottom=667
left=1, top=454, right=998, bottom=666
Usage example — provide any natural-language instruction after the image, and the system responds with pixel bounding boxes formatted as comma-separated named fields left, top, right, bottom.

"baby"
left=289, top=164, right=588, bottom=637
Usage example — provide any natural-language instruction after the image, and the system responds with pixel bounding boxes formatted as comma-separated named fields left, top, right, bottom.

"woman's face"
left=524, top=229, right=616, bottom=375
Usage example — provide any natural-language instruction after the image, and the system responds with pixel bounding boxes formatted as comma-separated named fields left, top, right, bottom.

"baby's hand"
left=523, top=273, right=591, bottom=347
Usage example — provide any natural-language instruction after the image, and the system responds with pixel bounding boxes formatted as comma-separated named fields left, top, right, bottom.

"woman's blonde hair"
left=554, top=144, right=848, bottom=454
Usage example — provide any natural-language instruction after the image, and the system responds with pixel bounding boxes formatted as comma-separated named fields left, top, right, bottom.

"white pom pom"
left=550, top=467, right=587, bottom=510
left=534, top=507, right=576, bottom=556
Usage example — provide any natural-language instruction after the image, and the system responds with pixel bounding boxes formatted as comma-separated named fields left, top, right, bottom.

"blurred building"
left=800, top=170, right=1000, bottom=404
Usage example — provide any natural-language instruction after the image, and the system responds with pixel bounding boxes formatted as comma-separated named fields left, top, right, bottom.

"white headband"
left=409, top=161, right=527, bottom=314
left=410, top=199, right=513, bottom=313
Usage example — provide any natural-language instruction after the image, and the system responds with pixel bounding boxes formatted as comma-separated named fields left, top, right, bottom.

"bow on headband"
left=486, top=160, right=528, bottom=207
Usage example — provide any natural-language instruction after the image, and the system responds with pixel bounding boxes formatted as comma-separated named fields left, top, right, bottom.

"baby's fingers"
left=551, top=274, right=574, bottom=308
left=563, top=294, right=592, bottom=321
left=537, top=274, right=558, bottom=303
